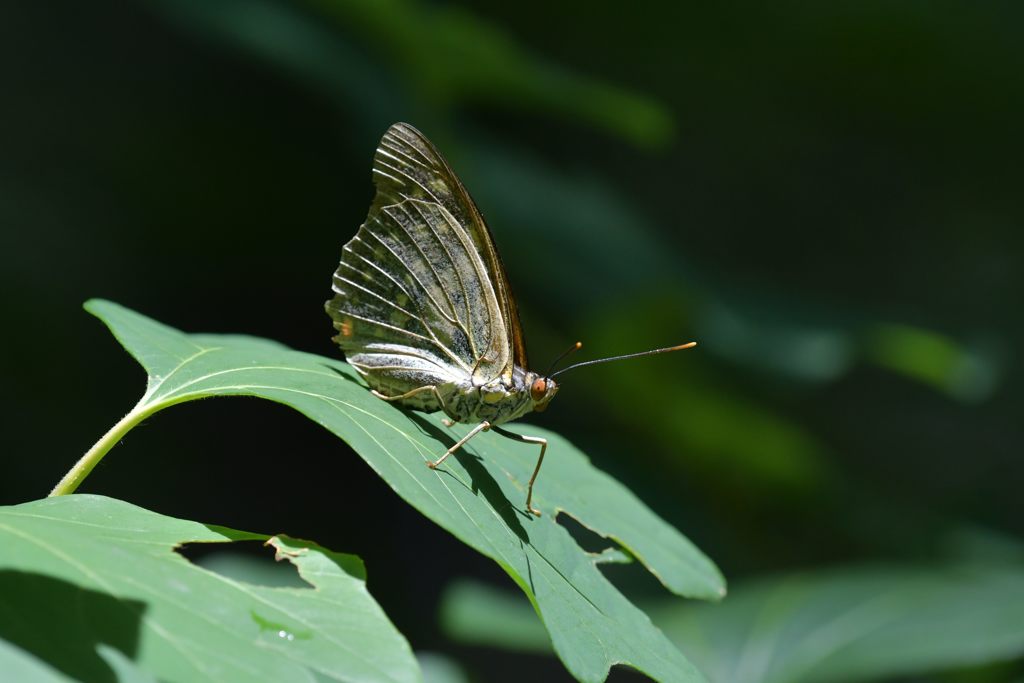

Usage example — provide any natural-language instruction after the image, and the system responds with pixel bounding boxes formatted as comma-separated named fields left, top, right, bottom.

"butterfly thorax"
left=440, top=366, right=558, bottom=426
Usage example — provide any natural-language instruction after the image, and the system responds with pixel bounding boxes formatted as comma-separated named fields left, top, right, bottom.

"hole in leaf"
left=556, top=512, right=614, bottom=554
left=607, top=663, right=652, bottom=681
left=177, top=540, right=313, bottom=589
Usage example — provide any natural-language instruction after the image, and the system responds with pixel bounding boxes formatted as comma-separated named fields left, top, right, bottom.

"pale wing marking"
left=377, top=145, right=431, bottom=171
left=381, top=134, right=437, bottom=171
left=370, top=167, right=405, bottom=188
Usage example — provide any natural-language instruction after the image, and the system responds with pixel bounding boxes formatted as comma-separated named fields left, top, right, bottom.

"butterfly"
left=326, top=123, right=694, bottom=516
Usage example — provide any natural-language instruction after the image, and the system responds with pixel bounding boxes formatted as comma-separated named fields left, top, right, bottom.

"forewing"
left=373, top=123, right=527, bottom=376
left=327, top=123, right=521, bottom=402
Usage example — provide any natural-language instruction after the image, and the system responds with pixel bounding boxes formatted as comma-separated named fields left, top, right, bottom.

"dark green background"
left=2, top=2, right=1021, bottom=681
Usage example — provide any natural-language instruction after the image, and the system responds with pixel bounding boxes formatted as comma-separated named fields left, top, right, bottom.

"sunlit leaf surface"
left=69, top=300, right=723, bottom=682
left=0, top=495, right=419, bottom=683
left=0, top=639, right=74, bottom=683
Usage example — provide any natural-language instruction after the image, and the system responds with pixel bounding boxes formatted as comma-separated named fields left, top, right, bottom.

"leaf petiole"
left=49, top=398, right=165, bottom=496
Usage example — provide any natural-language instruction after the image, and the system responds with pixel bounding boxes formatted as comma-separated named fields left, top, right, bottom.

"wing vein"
left=371, top=167, right=405, bottom=187
left=334, top=310, right=468, bottom=371
left=434, top=203, right=498, bottom=359
left=376, top=158, right=442, bottom=205
left=399, top=201, right=475, bottom=352
left=377, top=143, right=432, bottom=171
left=335, top=275, right=422, bottom=324
left=340, top=243, right=415, bottom=305
left=386, top=127, right=438, bottom=168
left=363, top=221, right=462, bottom=328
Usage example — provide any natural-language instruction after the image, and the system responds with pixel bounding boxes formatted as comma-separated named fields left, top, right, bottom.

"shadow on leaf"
left=407, top=412, right=533, bottom=543
left=0, top=570, right=146, bottom=683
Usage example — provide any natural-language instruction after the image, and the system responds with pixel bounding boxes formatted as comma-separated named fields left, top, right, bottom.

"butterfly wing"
left=326, top=123, right=527, bottom=409
left=372, top=124, right=529, bottom=373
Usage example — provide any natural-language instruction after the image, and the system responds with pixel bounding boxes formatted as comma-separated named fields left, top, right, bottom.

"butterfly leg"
left=492, top=427, right=547, bottom=517
left=374, top=387, right=456, bottom=422
left=373, top=387, right=460, bottom=429
left=371, top=385, right=437, bottom=402
left=428, top=421, right=491, bottom=470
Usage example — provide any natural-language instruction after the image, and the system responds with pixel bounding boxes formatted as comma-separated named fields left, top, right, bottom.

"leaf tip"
left=83, top=298, right=117, bottom=318
left=706, top=574, right=728, bottom=601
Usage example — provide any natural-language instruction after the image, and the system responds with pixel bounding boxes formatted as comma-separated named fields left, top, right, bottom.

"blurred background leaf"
left=1, top=0, right=1021, bottom=681
left=440, top=562, right=1024, bottom=683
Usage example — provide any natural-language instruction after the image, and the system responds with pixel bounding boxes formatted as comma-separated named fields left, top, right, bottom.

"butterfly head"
left=528, top=375, right=559, bottom=413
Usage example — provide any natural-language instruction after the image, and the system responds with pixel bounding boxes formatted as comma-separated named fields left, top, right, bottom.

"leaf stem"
left=49, top=400, right=159, bottom=496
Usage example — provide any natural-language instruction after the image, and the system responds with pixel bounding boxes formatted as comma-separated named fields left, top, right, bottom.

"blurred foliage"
left=141, top=0, right=673, bottom=147
left=1, top=0, right=1022, bottom=681
left=440, top=564, right=1024, bottom=683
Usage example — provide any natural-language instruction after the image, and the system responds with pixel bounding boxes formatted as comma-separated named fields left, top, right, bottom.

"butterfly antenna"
left=545, top=341, right=583, bottom=376
left=550, top=342, right=697, bottom=378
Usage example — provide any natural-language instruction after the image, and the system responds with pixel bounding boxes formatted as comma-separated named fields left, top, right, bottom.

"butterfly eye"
left=530, top=378, right=547, bottom=402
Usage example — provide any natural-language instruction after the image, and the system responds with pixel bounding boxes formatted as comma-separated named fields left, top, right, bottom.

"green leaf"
left=866, top=323, right=1001, bottom=402
left=416, top=652, right=471, bottom=683
left=0, top=639, right=75, bottom=683
left=95, top=645, right=160, bottom=683
left=0, top=495, right=420, bottom=683
left=441, top=580, right=554, bottom=654
left=440, top=564, right=1024, bottom=683
left=62, top=300, right=725, bottom=683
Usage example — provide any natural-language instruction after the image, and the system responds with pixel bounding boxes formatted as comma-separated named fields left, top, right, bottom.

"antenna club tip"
left=673, top=341, right=698, bottom=350
left=575, top=341, right=583, bottom=349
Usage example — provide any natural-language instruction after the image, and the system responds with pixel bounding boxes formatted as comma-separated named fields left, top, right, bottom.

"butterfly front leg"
left=492, top=427, right=547, bottom=517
